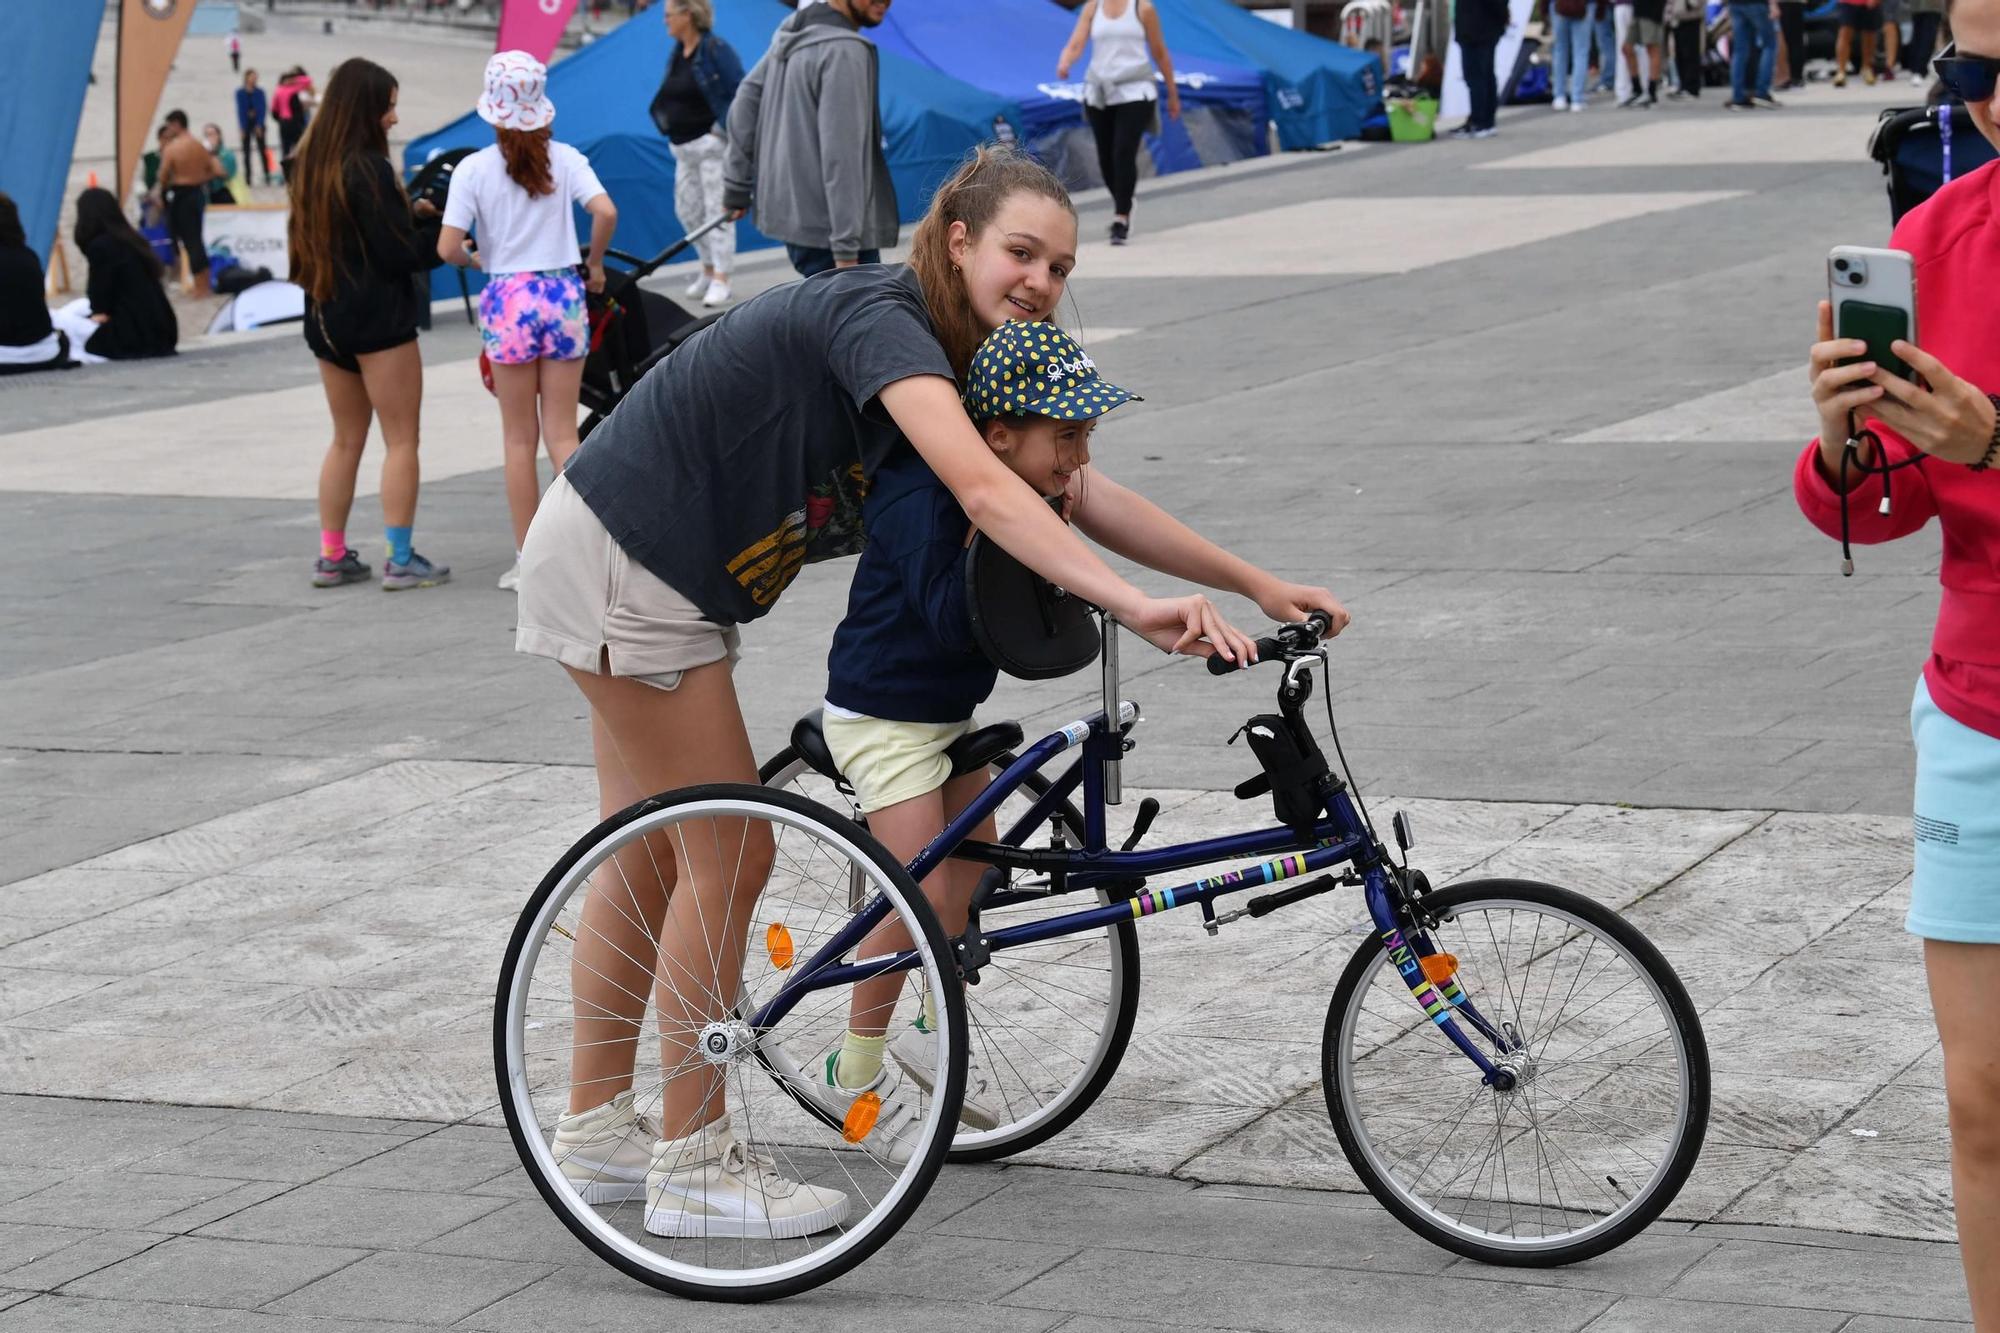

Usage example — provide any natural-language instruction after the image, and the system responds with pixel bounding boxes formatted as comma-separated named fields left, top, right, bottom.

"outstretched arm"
left=1057, top=1, right=1096, bottom=78
left=1071, top=468, right=1350, bottom=632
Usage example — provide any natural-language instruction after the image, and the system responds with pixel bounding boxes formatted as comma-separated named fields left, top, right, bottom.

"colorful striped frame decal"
left=1126, top=850, right=1317, bottom=918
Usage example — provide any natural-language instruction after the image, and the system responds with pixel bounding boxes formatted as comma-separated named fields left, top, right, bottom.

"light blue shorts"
left=1907, top=676, right=2000, bottom=943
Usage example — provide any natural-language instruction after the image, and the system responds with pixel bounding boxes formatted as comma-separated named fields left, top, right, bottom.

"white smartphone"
left=1828, top=245, right=1918, bottom=383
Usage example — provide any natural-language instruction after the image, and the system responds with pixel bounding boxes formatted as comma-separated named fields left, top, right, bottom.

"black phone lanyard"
left=1836, top=410, right=1928, bottom=576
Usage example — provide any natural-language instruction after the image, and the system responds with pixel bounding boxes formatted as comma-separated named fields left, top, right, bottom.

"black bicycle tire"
left=494, top=782, right=968, bottom=1302
left=1321, top=878, right=1710, bottom=1267
left=758, top=747, right=1141, bottom=1162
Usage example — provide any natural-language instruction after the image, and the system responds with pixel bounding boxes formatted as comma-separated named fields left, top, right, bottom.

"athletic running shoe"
left=1471, top=126, right=1499, bottom=138
left=702, top=278, right=733, bottom=307
left=1726, top=98, right=1756, bottom=109
left=1108, top=219, right=1129, bottom=245
left=551, top=1089, right=656, bottom=1204
left=889, top=1019, right=1001, bottom=1130
left=643, top=1118, right=849, bottom=1240
left=804, top=1051, right=926, bottom=1166
left=381, top=552, right=451, bottom=591
left=497, top=560, right=521, bottom=592
left=312, top=549, right=372, bottom=588
left=1552, top=95, right=1571, bottom=110
left=1753, top=92, right=1783, bottom=108
left=684, top=269, right=709, bottom=298
left=1445, top=123, right=1479, bottom=139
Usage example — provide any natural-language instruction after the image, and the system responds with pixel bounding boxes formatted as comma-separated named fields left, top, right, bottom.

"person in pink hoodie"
left=1797, top=5, right=2000, bottom=1318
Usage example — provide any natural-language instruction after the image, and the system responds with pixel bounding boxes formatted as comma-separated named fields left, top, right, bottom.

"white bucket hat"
left=478, top=50, right=556, bottom=131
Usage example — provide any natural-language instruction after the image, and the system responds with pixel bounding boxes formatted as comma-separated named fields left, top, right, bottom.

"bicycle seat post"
left=1100, top=612, right=1122, bottom=805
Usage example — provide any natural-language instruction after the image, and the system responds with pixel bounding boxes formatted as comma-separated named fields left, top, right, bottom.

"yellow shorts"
left=820, top=712, right=973, bottom=814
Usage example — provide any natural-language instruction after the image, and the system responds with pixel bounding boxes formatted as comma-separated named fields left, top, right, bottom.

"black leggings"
left=165, top=187, right=208, bottom=278
left=1086, top=99, right=1152, bottom=217
left=1906, top=9, right=1943, bottom=71
left=1778, top=2, right=1807, bottom=81
left=241, top=126, right=268, bottom=184
left=1672, top=17, right=1706, bottom=92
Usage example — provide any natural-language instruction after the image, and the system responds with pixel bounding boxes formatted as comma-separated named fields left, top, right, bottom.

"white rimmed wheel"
left=496, top=783, right=966, bottom=1302
left=760, top=748, right=1140, bottom=1162
left=1323, top=879, right=1709, bottom=1265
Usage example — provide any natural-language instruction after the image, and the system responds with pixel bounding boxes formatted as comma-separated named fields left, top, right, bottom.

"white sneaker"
left=702, top=278, right=733, bottom=308
left=1552, top=95, right=1570, bottom=110
left=684, top=270, right=709, bottom=298
left=551, top=1089, right=656, bottom=1203
left=1570, top=100, right=1586, bottom=112
left=890, top=1021, right=1001, bottom=1131
left=497, top=560, right=520, bottom=591
left=1910, top=72, right=1926, bottom=85
left=808, top=1051, right=926, bottom=1165
left=644, top=1118, right=849, bottom=1240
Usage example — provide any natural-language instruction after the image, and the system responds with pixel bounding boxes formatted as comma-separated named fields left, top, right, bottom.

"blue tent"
left=4, top=3, right=98, bottom=265
left=1152, top=0, right=1382, bottom=149
left=406, top=0, right=1020, bottom=296
left=868, top=0, right=1269, bottom=187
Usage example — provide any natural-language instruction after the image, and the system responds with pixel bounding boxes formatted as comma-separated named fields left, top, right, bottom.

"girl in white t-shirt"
left=439, top=51, right=618, bottom=589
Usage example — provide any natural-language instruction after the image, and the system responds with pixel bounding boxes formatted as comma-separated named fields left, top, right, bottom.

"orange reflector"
left=766, top=923, right=795, bottom=970
left=843, top=1091, right=882, bottom=1143
left=1421, top=953, right=1459, bottom=984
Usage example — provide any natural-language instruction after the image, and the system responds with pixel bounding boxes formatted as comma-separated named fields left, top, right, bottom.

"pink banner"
left=497, top=0, right=580, bottom=63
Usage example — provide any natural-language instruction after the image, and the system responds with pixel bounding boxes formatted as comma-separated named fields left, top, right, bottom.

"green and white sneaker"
left=551, top=1089, right=656, bottom=1203
left=891, top=1019, right=1000, bottom=1130
left=643, top=1117, right=849, bottom=1240
left=809, top=1052, right=927, bottom=1166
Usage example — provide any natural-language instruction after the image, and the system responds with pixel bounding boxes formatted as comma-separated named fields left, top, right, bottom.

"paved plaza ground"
left=0, top=33, right=1979, bottom=1333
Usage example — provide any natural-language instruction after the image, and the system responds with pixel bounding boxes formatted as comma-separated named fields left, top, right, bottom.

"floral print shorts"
left=478, top=268, right=587, bottom=364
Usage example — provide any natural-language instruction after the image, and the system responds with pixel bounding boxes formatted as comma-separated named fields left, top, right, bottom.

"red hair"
left=498, top=127, right=554, bottom=197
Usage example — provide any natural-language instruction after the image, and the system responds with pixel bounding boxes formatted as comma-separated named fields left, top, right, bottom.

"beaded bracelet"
left=1976, top=394, right=2000, bottom=473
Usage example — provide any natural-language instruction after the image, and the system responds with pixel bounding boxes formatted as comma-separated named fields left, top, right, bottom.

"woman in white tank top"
left=1057, top=0, right=1181, bottom=245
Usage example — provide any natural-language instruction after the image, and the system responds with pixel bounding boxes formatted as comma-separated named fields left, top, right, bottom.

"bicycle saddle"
left=789, top=709, right=1024, bottom=788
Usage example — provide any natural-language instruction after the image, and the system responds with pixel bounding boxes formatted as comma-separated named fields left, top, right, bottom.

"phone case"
left=1837, top=301, right=1915, bottom=383
left=1829, top=246, right=1918, bottom=384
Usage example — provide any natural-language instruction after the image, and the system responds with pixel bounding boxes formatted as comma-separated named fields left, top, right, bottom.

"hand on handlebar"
left=1255, top=581, right=1351, bottom=639
left=1206, top=609, right=1337, bottom=675
left=1126, top=593, right=1260, bottom=666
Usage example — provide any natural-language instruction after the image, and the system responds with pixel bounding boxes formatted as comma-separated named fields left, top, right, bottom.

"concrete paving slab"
left=265, top=1250, right=554, bottom=1326
left=1663, top=1237, right=1973, bottom=1321
left=1579, top=1295, right=1845, bottom=1331
left=194, top=1183, right=508, bottom=1250
left=0, top=1293, right=435, bottom=1332
left=57, top=1234, right=369, bottom=1309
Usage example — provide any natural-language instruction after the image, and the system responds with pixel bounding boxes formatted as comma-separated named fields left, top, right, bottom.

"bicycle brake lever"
left=1120, top=797, right=1161, bottom=851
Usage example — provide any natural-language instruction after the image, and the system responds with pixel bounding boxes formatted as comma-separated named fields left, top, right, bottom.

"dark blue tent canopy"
left=868, top=0, right=1269, bottom=186
left=406, top=0, right=1020, bottom=296
left=1152, top=0, right=1382, bottom=148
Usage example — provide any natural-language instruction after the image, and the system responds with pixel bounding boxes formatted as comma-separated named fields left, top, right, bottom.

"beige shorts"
left=515, top=473, right=741, bottom=691
left=821, top=712, right=974, bottom=814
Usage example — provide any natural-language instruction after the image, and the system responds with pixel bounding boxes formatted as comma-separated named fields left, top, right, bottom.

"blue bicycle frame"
left=752, top=616, right=1523, bottom=1088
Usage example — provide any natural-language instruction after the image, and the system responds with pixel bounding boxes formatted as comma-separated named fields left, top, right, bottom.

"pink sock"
left=320, top=529, right=347, bottom=560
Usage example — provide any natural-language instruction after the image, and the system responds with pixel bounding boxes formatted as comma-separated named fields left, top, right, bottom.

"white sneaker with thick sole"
left=644, top=1120, right=849, bottom=1239
left=702, top=278, right=733, bottom=308
left=497, top=560, right=521, bottom=591
left=889, top=1021, right=1000, bottom=1131
left=684, top=270, right=709, bottom=298
left=807, top=1052, right=926, bottom=1165
left=551, top=1089, right=656, bottom=1203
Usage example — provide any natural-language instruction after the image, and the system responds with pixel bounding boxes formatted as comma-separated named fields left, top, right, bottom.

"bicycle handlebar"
left=1205, top=610, right=1335, bottom=676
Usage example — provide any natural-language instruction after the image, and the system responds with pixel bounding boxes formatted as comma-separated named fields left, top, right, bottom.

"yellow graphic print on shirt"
left=726, top=462, right=870, bottom=607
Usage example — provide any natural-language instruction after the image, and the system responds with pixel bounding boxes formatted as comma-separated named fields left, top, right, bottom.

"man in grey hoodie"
left=723, top=0, right=900, bottom=278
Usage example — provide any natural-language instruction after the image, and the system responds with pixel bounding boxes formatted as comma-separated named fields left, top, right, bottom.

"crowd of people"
left=1455, top=0, right=1958, bottom=132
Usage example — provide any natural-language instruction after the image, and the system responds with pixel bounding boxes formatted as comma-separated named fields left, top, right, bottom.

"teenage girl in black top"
left=68, top=188, right=177, bottom=361
left=288, top=57, right=447, bottom=592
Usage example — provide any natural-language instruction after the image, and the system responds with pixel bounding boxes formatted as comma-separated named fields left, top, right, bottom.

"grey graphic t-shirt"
left=563, top=263, right=955, bottom=624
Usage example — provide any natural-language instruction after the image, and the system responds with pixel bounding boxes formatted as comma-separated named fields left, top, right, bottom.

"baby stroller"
left=578, top=216, right=731, bottom=440
left=1869, top=101, right=2000, bottom=223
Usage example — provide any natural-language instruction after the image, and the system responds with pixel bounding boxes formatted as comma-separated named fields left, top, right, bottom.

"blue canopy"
left=2, top=3, right=98, bottom=265
left=406, top=0, right=1020, bottom=296
left=1151, top=0, right=1382, bottom=149
left=868, top=0, right=1269, bottom=185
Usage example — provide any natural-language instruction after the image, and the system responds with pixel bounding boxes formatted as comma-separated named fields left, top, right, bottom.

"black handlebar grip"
left=1207, top=636, right=1284, bottom=675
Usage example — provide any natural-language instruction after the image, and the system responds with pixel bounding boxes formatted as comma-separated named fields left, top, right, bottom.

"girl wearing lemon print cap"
left=805, top=320, right=1353, bottom=1161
